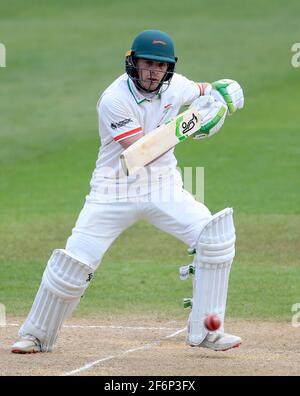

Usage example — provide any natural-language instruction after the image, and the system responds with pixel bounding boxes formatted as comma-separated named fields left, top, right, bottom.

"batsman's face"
left=136, top=58, right=169, bottom=91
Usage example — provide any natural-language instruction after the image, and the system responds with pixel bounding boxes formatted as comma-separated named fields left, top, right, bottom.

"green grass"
left=0, top=214, right=299, bottom=320
left=0, top=0, right=299, bottom=322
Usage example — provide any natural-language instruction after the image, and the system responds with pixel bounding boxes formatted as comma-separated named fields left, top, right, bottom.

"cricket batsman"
left=12, top=30, right=244, bottom=353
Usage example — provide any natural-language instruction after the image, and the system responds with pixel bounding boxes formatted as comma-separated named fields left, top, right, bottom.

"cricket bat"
left=120, top=106, right=201, bottom=176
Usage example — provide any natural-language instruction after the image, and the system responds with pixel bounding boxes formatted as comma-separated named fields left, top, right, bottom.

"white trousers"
left=66, top=189, right=212, bottom=270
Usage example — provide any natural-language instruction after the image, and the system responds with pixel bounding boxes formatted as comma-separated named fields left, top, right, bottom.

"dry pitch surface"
left=0, top=316, right=299, bottom=376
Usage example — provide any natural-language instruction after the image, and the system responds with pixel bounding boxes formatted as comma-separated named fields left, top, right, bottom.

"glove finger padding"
left=190, top=96, right=227, bottom=140
left=212, top=79, right=244, bottom=114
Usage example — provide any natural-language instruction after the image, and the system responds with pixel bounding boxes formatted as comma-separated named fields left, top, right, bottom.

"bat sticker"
left=176, top=113, right=198, bottom=141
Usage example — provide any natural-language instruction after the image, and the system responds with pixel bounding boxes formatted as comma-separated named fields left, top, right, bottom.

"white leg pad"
left=187, top=208, right=236, bottom=346
left=19, top=249, right=94, bottom=351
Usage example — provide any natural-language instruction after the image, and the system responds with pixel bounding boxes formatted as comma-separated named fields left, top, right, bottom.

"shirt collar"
left=127, top=78, right=161, bottom=104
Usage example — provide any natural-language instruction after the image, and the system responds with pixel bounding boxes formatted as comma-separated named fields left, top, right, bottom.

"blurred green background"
left=0, top=0, right=299, bottom=321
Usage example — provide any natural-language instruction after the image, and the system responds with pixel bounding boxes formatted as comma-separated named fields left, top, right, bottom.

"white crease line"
left=3, top=323, right=179, bottom=331
left=165, top=327, right=187, bottom=339
left=63, top=325, right=178, bottom=331
left=63, top=356, right=115, bottom=376
left=62, top=327, right=187, bottom=376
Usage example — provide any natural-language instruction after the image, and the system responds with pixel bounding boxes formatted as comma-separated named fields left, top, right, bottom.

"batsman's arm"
left=98, top=93, right=145, bottom=148
left=118, top=131, right=145, bottom=149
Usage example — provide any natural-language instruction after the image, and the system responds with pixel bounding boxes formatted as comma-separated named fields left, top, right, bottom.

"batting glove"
left=211, top=79, right=244, bottom=115
left=190, top=95, right=228, bottom=140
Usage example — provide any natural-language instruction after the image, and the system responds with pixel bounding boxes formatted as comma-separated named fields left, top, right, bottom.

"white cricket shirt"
left=89, top=73, right=203, bottom=202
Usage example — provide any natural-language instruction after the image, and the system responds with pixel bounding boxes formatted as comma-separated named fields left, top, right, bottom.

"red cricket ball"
left=204, top=314, right=221, bottom=331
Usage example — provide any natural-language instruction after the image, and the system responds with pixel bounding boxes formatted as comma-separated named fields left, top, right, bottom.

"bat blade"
left=120, top=106, right=201, bottom=176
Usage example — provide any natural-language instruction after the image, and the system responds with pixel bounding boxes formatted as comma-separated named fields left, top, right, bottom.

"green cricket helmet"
left=125, top=30, right=178, bottom=94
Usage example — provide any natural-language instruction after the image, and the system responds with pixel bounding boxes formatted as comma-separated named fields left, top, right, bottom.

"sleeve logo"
left=111, top=118, right=133, bottom=130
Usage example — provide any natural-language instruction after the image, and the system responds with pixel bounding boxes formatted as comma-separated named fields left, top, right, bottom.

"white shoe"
left=192, top=331, right=242, bottom=351
left=11, top=335, right=41, bottom=354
